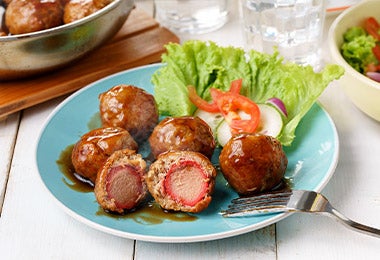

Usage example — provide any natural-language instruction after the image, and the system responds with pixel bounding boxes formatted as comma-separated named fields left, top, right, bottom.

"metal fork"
left=222, top=190, right=380, bottom=238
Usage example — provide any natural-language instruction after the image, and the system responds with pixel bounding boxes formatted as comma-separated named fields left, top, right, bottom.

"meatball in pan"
left=146, top=151, right=217, bottom=213
left=63, top=0, right=99, bottom=24
left=5, top=0, right=64, bottom=34
left=71, top=127, right=138, bottom=184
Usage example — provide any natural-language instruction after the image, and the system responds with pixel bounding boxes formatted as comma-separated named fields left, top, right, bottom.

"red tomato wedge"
left=210, top=89, right=260, bottom=134
left=365, top=17, right=380, bottom=41
left=229, top=78, right=243, bottom=94
left=187, top=85, right=219, bottom=113
left=188, top=79, right=261, bottom=134
left=372, top=45, right=380, bottom=64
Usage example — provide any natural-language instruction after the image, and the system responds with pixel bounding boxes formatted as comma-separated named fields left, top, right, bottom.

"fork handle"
left=328, top=207, right=380, bottom=238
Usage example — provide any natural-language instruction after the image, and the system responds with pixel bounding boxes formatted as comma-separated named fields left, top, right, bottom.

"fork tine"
left=221, top=190, right=292, bottom=217
left=231, top=190, right=292, bottom=203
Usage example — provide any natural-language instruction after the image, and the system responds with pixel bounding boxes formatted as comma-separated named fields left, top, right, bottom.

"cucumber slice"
left=216, top=104, right=283, bottom=147
left=256, top=104, right=283, bottom=137
left=193, top=109, right=224, bottom=136
left=216, top=120, right=231, bottom=147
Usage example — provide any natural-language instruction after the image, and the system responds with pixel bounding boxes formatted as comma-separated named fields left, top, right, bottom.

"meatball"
left=148, top=116, right=215, bottom=160
left=63, top=0, right=99, bottom=24
left=146, top=151, right=217, bottom=213
left=95, top=149, right=148, bottom=214
left=71, top=127, right=138, bottom=184
left=5, top=0, right=64, bottom=34
left=93, top=0, right=113, bottom=9
left=219, top=134, right=288, bottom=195
left=99, top=85, right=159, bottom=143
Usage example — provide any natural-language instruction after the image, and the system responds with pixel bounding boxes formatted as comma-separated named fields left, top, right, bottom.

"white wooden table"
left=1, top=1, right=380, bottom=259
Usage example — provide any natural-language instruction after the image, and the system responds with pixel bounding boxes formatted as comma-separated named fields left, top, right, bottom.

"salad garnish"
left=152, top=40, right=344, bottom=146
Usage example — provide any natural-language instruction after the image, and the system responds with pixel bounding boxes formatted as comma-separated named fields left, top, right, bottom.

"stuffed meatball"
left=95, top=149, right=148, bottom=214
left=71, top=127, right=138, bottom=184
left=146, top=151, right=217, bottom=213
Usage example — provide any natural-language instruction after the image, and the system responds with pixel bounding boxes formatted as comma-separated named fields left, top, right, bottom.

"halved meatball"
left=95, top=149, right=148, bottom=214
left=71, top=127, right=137, bottom=184
left=148, top=116, right=215, bottom=160
left=99, top=85, right=159, bottom=144
left=146, top=151, right=217, bottom=213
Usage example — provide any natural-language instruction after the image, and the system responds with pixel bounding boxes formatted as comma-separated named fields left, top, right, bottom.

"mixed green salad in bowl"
left=328, top=0, right=380, bottom=122
left=341, top=16, right=380, bottom=82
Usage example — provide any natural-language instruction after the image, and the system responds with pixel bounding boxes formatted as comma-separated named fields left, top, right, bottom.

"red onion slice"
left=366, top=72, right=380, bottom=83
left=265, top=97, right=288, bottom=117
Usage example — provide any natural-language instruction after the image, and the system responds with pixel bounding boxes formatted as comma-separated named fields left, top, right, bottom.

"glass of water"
left=154, top=0, right=230, bottom=34
left=240, top=0, right=326, bottom=68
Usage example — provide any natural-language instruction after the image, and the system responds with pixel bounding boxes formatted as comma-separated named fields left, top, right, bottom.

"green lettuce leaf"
left=151, top=40, right=344, bottom=146
left=341, top=26, right=377, bottom=73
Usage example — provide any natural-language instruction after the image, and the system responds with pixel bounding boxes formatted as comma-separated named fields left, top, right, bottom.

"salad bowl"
left=328, top=0, right=380, bottom=121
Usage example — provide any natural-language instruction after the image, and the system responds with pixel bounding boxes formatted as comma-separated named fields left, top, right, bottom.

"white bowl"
left=328, top=0, right=380, bottom=121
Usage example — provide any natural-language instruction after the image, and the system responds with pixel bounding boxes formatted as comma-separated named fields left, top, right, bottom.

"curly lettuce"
left=151, top=40, right=344, bottom=146
left=341, top=26, right=377, bottom=73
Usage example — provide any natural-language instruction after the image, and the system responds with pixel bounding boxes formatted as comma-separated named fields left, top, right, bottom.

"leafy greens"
left=151, top=40, right=344, bottom=146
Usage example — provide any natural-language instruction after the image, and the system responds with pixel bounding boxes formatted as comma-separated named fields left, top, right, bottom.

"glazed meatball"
left=2, top=0, right=13, bottom=6
left=5, top=0, right=64, bottom=34
left=93, top=0, right=113, bottom=9
left=99, top=85, right=159, bottom=143
left=219, top=134, right=288, bottom=195
left=63, top=0, right=98, bottom=24
left=149, top=116, right=215, bottom=160
left=71, top=127, right=138, bottom=184
left=95, top=149, right=148, bottom=214
left=146, top=151, right=217, bottom=213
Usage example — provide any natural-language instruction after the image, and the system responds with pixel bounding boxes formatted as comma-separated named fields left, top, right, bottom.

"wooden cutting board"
left=0, top=8, right=179, bottom=118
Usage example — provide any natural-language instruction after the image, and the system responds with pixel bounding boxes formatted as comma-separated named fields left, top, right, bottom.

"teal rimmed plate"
left=36, top=63, right=339, bottom=243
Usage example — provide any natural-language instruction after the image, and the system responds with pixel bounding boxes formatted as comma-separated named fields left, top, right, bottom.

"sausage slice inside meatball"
left=146, top=151, right=217, bottom=213
left=95, top=149, right=148, bottom=214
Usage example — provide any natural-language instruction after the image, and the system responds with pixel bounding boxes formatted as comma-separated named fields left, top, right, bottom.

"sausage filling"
left=164, top=161, right=209, bottom=207
left=106, top=165, right=144, bottom=210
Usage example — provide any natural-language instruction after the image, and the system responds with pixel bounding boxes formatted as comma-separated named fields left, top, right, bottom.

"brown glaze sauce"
left=96, top=201, right=197, bottom=224
left=56, top=144, right=94, bottom=193
left=57, top=144, right=198, bottom=224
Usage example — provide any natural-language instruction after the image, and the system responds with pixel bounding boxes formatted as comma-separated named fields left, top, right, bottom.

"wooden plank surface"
left=0, top=8, right=179, bottom=118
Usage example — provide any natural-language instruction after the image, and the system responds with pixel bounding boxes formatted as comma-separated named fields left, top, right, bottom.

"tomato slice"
left=365, top=17, right=380, bottom=41
left=210, top=89, right=261, bottom=134
left=188, top=79, right=261, bottom=134
left=229, top=78, right=243, bottom=94
left=187, top=85, right=219, bottom=113
left=373, top=45, right=380, bottom=63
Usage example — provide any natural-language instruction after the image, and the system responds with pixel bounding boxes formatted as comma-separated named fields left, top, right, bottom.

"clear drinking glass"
left=154, top=0, right=229, bottom=34
left=240, top=0, right=326, bottom=68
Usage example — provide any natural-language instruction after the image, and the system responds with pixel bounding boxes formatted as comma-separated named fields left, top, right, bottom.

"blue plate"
left=36, top=64, right=339, bottom=243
